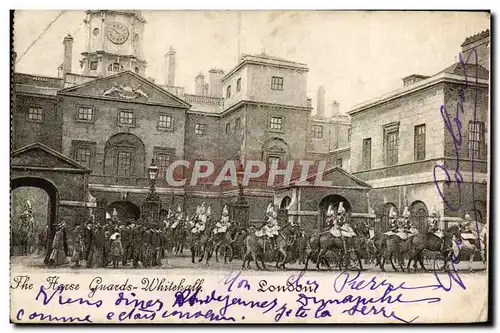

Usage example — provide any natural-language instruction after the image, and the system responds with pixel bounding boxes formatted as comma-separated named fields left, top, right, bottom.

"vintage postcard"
left=10, top=10, right=490, bottom=324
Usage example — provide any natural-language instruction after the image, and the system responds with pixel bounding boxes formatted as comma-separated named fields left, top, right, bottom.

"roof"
left=16, top=84, right=60, bottom=97
left=222, top=52, right=309, bottom=82
left=282, top=166, right=371, bottom=189
left=436, top=62, right=489, bottom=80
left=461, top=29, right=490, bottom=47
left=349, top=64, right=489, bottom=116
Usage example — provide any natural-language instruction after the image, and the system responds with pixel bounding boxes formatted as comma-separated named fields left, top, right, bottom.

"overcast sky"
left=13, top=10, right=489, bottom=113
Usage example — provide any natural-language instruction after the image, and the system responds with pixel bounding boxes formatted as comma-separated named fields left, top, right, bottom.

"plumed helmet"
left=206, top=205, right=212, bottom=216
left=430, top=207, right=439, bottom=218
left=327, top=204, right=335, bottom=217
left=196, top=204, right=202, bottom=216
left=177, top=204, right=182, bottom=213
left=222, top=205, right=229, bottom=216
left=272, top=210, right=278, bottom=219
left=26, top=201, right=32, bottom=210
left=464, top=213, right=472, bottom=221
left=337, top=202, right=345, bottom=215
left=389, top=207, right=397, bottom=219
left=112, top=208, right=118, bottom=217
left=266, top=203, right=274, bottom=215
left=402, top=206, right=411, bottom=219
left=106, top=212, right=112, bottom=220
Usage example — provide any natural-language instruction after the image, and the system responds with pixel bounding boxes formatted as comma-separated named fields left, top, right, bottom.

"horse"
left=304, top=230, right=364, bottom=271
left=203, top=224, right=241, bottom=265
left=241, top=226, right=292, bottom=271
left=406, top=224, right=462, bottom=272
left=455, top=233, right=487, bottom=271
left=191, top=222, right=214, bottom=264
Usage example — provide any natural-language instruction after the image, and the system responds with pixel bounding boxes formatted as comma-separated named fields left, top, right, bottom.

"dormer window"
left=226, top=85, right=232, bottom=98
left=108, top=63, right=124, bottom=72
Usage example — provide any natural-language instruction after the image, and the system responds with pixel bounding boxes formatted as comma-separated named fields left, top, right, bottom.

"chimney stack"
left=208, top=68, right=225, bottom=97
left=62, top=34, right=74, bottom=76
left=165, top=46, right=176, bottom=86
left=195, top=73, right=205, bottom=95
left=316, top=86, right=325, bottom=117
left=330, top=100, right=340, bottom=117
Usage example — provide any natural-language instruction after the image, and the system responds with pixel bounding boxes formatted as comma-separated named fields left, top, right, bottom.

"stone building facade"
left=12, top=10, right=349, bottom=228
left=348, top=30, right=490, bottom=232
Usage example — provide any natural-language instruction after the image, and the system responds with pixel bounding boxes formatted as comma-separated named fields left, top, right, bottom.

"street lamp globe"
left=148, top=158, right=159, bottom=181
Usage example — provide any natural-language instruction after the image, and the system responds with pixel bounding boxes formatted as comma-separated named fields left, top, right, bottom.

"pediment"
left=291, top=167, right=371, bottom=188
left=59, top=71, right=191, bottom=108
left=11, top=143, right=88, bottom=172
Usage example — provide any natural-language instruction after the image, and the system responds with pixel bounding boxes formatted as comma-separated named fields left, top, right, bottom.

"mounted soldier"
left=213, top=205, right=231, bottom=241
left=385, top=207, right=399, bottom=235
left=255, top=203, right=280, bottom=250
left=402, top=206, right=418, bottom=235
left=171, top=204, right=183, bottom=230
left=428, top=207, right=443, bottom=238
left=192, top=202, right=208, bottom=235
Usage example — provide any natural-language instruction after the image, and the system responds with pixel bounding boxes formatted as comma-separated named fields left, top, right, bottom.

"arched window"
left=104, top=133, right=146, bottom=177
left=409, top=200, right=428, bottom=232
left=134, top=67, right=139, bottom=74
left=280, top=196, right=291, bottom=209
left=108, top=63, right=124, bottom=72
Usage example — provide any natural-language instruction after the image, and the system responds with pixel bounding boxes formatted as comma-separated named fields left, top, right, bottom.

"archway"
left=11, top=177, right=59, bottom=263
left=107, top=201, right=140, bottom=222
left=470, top=200, right=486, bottom=224
left=409, top=200, right=428, bottom=232
left=379, top=203, right=398, bottom=233
left=280, top=196, right=291, bottom=209
left=318, top=194, right=352, bottom=229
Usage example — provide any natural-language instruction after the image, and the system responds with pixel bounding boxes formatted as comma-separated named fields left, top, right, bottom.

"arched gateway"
left=11, top=143, right=90, bottom=263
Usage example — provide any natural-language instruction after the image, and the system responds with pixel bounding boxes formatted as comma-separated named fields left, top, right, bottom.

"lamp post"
left=142, top=158, right=161, bottom=225
left=148, top=158, right=159, bottom=196
left=233, top=154, right=249, bottom=228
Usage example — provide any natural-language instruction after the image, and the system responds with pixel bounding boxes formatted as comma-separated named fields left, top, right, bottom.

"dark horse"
left=406, top=224, right=462, bottom=272
left=304, top=231, right=364, bottom=271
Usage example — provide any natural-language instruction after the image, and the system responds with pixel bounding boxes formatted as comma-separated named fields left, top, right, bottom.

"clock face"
left=107, top=22, right=129, bottom=45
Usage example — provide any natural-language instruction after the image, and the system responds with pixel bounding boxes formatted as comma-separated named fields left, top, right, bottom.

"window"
left=78, top=106, right=94, bottom=121
left=108, top=63, right=124, bottom=72
left=312, top=125, right=323, bottom=139
left=117, top=151, right=132, bottom=176
left=468, top=121, right=485, bottom=159
left=336, top=158, right=343, bottom=168
left=384, top=123, right=400, bottom=166
left=119, top=110, right=134, bottom=125
left=386, top=130, right=399, bottom=166
left=226, top=85, right=231, bottom=98
left=271, top=76, right=284, bottom=91
left=348, top=128, right=352, bottom=142
left=268, top=156, right=280, bottom=167
left=134, top=67, right=139, bottom=74
left=269, top=116, right=283, bottom=131
left=158, top=114, right=173, bottom=130
left=362, top=138, right=372, bottom=170
left=75, top=147, right=91, bottom=168
left=90, top=61, right=98, bottom=70
left=155, top=152, right=171, bottom=179
left=235, top=117, right=241, bottom=131
left=414, top=124, right=426, bottom=161
left=195, top=123, right=207, bottom=135
left=28, top=107, right=43, bottom=121
left=236, top=78, right=241, bottom=92
left=225, top=123, right=231, bottom=135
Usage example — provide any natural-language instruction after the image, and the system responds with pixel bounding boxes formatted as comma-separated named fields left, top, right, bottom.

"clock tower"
left=81, top=10, right=147, bottom=77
